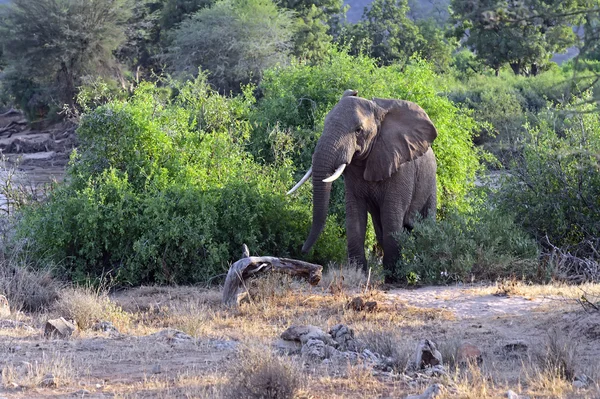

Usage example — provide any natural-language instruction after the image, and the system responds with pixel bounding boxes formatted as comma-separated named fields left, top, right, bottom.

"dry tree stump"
left=222, top=244, right=323, bottom=307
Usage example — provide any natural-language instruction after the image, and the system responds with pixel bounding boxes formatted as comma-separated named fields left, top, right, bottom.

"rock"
left=365, top=301, right=378, bottom=312
left=73, top=389, right=91, bottom=395
left=503, top=341, right=528, bottom=354
left=40, top=373, right=56, bottom=387
left=301, top=338, right=327, bottom=360
left=572, top=374, right=591, bottom=389
left=44, top=317, right=77, bottom=338
left=424, top=365, right=447, bottom=377
left=281, top=325, right=335, bottom=346
left=329, top=324, right=358, bottom=351
left=150, top=328, right=192, bottom=343
left=414, top=339, right=443, bottom=369
left=0, top=319, right=35, bottom=331
left=92, top=321, right=119, bottom=334
left=274, top=338, right=302, bottom=355
left=152, top=364, right=162, bottom=374
left=406, top=383, right=444, bottom=399
left=506, top=390, right=530, bottom=399
left=348, top=297, right=365, bottom=311
left=0, top=295, right=10, bottom=318
left=457, top=343, right=483, bottom=366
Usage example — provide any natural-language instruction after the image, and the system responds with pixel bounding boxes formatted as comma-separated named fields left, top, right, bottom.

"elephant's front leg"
left=345, top=191, right=368, bottom=271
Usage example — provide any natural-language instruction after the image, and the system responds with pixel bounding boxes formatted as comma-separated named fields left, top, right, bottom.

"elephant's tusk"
left=286, top=167, right=313, bottom=195
left=323, top=164, right=347, bottom=183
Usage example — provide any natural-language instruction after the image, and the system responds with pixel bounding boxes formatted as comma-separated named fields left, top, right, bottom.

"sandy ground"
left=0, top=281, right=599, bottom=399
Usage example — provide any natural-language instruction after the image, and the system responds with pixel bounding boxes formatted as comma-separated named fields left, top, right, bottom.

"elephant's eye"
left=356, top=127, right=363, bottom=134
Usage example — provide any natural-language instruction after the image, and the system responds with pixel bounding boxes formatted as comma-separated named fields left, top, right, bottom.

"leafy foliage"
left=16, top=77, right=344, bottom=284
left=450, top=0, right=584, bottom=74
left=164, top=0, right=295, bottom=93
left=497, top=102, right=600, bottom=256
left=395, top=206, right=540, bottom=284
left=0, top=0, right=133, bottom=116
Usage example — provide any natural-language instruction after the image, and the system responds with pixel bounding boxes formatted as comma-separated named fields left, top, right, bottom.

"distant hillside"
left=344, top=0, right=450, bottom=24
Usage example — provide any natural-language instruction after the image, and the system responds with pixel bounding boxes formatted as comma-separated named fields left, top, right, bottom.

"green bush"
left=15, top=76, right=344, bottom=285
left=445, top=67, right=600, bottom=158
left=251, top=48, right=481, bottom=215
left=497, top=102, right=600, bottom=256
left=395, top=205, right=540, bottom=284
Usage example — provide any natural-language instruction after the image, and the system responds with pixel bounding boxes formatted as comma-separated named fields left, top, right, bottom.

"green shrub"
left=15, top=76, right=345, bottom=285
left=395, top=205, right=539, bottom=284
left=497, top=102, right=600, bottom=256
left=445, top=67, right=600, bottom=160
left=251, top=48, right=481, bottom=215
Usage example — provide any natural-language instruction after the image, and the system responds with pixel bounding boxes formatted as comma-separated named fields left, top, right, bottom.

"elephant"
left=287, top=90, right=438, bottom=282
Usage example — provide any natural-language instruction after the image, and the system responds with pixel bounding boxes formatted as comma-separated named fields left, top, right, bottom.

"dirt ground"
left=1, top=277, right=599, bottom=399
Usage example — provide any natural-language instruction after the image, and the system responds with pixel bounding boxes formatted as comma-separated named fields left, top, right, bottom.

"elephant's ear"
left=364, top=98, right=437, bottom=182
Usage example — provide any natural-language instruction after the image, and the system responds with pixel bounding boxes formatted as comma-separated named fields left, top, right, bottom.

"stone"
left=572, top=374, right=591, bottom=389
left=40, top=373, right=56, bottom=387
left=506, top=390, right=530, bottom=399
left=44, top=317, right=77, bottom=338
left=329, top=324, right=357, bottom=351
left=281, top=325, right=335, bottom=346
left=414, top=339, right=443, bottom=369
left=503, top=341, right=528, bottom=354
left=424, top=365, right=447, bottom=377
left=92, top=321, right=119, bottom=334
left=301, top=338, right=327, bottom=360
left=457, top=343, right=483, bottom=366
left=0, top=319, right=35, bottom=331
left=274, top=338, right=302, bottom=355
left=365, top=301, right=378, bottom=312
left=348, top=297, right=365, bottom=311
left=152, top=364, right=162, bottom=374
left=150, top=328, right=192, bottom=343
left=406, top=383, right=444, bottom=399
left=0, top=295, right=10, bottom=318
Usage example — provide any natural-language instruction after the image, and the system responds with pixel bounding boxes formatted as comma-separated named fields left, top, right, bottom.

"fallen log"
left=222, top=244, right=323, bottom=307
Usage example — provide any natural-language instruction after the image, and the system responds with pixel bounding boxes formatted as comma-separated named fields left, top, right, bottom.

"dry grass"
left=0, top=252, right=60, bottom=312
left=223, top=347, right=301, bottom=399
left=466, top=280, right=600, bottom=300
left=53, top=286, right=132, bottom=331
left=359, top=328, right=413, bottom=372
left=1, top=351, right=75, bottom=389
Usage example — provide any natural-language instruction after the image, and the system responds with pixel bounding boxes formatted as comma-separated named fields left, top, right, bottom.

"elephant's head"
left=288, top=90, right=438, bottom=253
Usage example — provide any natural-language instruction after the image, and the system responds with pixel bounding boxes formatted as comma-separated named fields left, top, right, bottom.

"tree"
left=160, top=0, right=214, bottom=32
left=116, top=0, right=165, bottom=77
left=450, top=0, right=585, bottom=75
left=278, top=0, right=344, bottom=61
left=165, top=0, right=294, bottom=93
left=0, top=0, right=132, bottom=114
left=338, top=0, right=425, bottom=66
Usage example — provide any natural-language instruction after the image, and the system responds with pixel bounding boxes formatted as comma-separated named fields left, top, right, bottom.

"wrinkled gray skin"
left=298, top=91, right=438, bottom=281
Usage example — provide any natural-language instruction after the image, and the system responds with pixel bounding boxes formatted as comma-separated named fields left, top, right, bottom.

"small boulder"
left=274, top=338, right=302, bottom=355
left=301, top=338, right=327, bottom=360
left=414, top=339, right=443, bottom=369
left=329, top=324, right=358, bottom=351
left=572, top=374, right=591, bottom=389
left=457, top=343, right=483, bottom=366
left=0, top=295, right=10, bottom=318
left=365, top=301, right=378, bottom=312
left=44, top=317, right=77, bottom=338
left=406, top=383, right=443, bottom=399
left=348, top=297, right=364, bottom=311
left=40, top=373, right=56, bottom=387
left=281, top=325, right=335, bottom=346
left=506, top=390, right=530, bottom=399
left=92, top=321, right=119, bottom=334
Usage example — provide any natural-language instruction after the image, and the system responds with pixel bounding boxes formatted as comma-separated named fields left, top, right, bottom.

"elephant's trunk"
left=302, top=134, right=351, bottom=253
